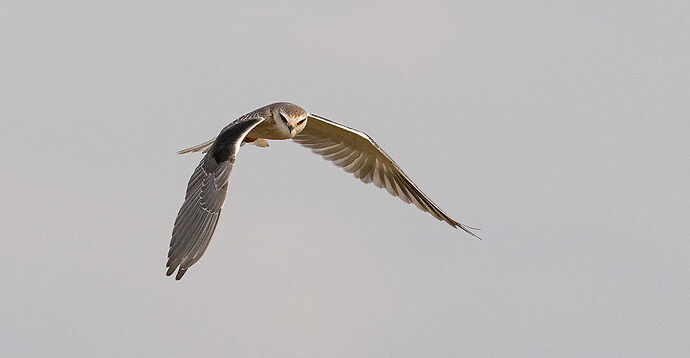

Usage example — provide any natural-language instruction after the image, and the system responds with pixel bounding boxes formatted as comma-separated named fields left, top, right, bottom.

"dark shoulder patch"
left=210, top=118, right=263, bottom=163
left=211, top=145, right=232, bottom=163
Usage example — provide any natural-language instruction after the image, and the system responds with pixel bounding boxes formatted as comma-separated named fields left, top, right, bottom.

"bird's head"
left=274, top=103, right=308, bottom=138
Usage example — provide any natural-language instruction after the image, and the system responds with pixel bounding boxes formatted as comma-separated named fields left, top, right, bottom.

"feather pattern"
left=166, top=116, right=264, bottom=280
left=293, top=114, right=479, bottom=238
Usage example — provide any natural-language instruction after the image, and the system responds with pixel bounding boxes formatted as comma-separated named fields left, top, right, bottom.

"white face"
left=277, top=110, right=308, bottom=137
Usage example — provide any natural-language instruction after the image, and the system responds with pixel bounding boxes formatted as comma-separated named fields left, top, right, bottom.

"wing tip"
left=175, top=269, right=187, bottom=280
left=442, top=215, right=482, bottom=240
left=165, top=265, right=188, bottom=280
left=452, top=221, right=482, bottom=240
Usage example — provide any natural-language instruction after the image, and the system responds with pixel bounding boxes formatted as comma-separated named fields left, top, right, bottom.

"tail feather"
left=177, top=138, right=216, bottom=155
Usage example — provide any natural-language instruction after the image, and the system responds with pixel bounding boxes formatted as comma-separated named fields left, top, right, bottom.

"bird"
left=166, top=102, right=479, bottom=280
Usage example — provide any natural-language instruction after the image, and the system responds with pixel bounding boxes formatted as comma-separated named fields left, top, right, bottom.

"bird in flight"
left=167, top=102, right=478, bottom=279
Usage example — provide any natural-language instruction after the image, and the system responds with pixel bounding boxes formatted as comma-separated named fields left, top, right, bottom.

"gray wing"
left=167, top=117, right=264, bottom=280
left=293, top=114, right=479, bottom=238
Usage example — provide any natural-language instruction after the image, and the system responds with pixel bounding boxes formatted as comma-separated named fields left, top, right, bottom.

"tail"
left=177, top=138, right=216, bottom=155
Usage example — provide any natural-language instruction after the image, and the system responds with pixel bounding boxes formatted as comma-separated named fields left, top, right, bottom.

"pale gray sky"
left=2, top=1, right=689, bottom=357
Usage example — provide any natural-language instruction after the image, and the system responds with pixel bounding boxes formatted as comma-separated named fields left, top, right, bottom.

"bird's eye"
left=297, top=118, right=306, bottom=126
left=279, top=114, right=288, bottom=123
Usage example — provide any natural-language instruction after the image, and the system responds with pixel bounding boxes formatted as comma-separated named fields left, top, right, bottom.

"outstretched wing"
left=293, top=114, right=478, bottom=238
left=167, top=117, right=264, bottom=280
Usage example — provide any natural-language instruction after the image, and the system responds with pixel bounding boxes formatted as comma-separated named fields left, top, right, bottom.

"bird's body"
left=178, top=102, right=306, bottom=154
left=167, top=102, right=478, bottom=280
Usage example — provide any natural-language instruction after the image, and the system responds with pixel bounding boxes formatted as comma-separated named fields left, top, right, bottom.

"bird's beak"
left=287, top=124, right=295, bottom=132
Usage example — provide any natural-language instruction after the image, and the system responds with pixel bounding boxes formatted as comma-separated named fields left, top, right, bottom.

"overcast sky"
left=2, top=1, right=689, bottom=357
